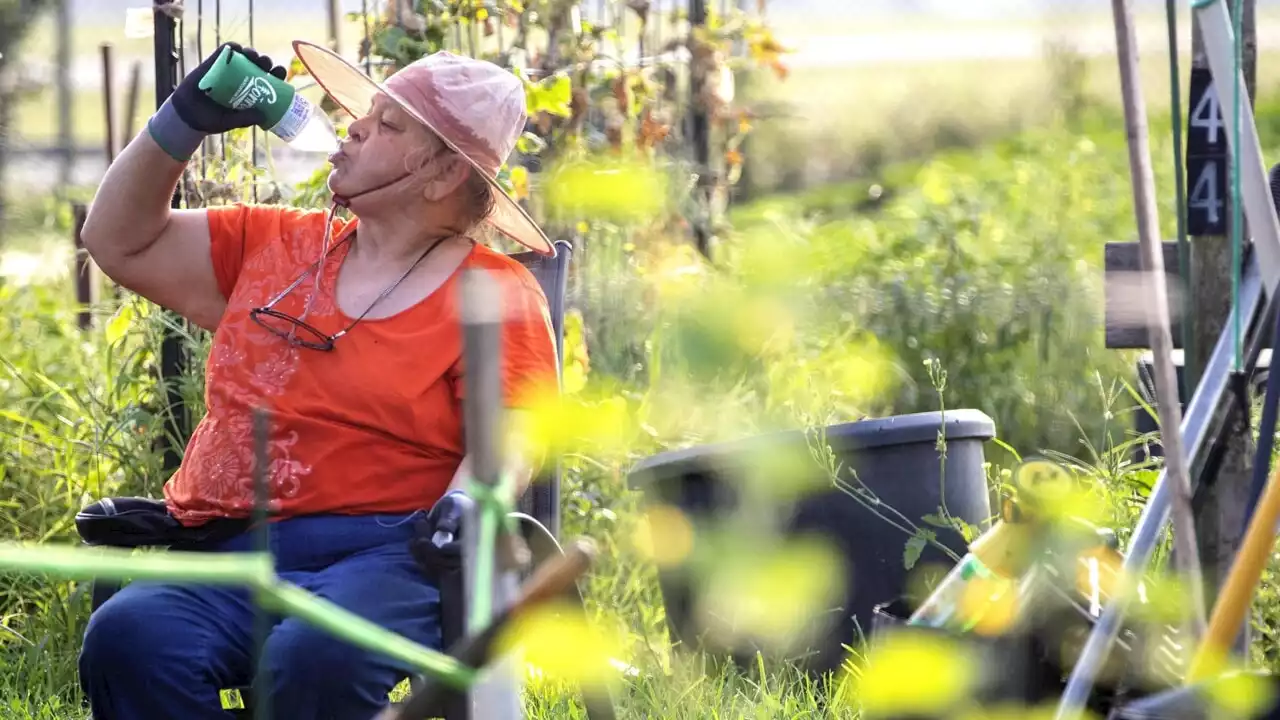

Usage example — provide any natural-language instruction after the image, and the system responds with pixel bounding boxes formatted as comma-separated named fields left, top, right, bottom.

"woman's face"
left=327, top=93, right=464, bottom=206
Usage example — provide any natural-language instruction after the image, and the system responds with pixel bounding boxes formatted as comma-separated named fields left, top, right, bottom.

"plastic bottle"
left=906, top=553, right=999, bottom=629
left=197, top=45, right=340, bottom=154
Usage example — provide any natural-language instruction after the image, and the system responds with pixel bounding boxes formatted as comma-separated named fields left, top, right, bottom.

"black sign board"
left=1186, top=66, right=1229, bottom=236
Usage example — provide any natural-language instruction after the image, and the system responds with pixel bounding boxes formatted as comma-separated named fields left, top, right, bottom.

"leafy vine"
left=281, top=0, right=790, bottom=245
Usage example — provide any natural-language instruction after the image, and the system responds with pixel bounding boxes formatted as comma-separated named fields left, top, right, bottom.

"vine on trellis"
left=279, top=0, right=789, bottom=247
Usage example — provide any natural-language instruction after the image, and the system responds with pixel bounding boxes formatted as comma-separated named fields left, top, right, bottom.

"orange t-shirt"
left=163, top=202, right=559, bottom=527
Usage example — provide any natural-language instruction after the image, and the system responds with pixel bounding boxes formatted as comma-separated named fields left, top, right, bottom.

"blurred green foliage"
left=11, top=39, right=1280, bottom=715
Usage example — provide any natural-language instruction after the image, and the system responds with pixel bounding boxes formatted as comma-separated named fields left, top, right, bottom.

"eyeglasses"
left=249, top=233, right=450, bottom=351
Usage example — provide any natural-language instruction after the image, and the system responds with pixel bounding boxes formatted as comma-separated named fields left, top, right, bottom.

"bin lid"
left=629, top=409, right=996, bottom=481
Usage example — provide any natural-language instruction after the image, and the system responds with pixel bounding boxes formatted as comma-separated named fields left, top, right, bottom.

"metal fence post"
left=153, top=3, right=191, bottom=473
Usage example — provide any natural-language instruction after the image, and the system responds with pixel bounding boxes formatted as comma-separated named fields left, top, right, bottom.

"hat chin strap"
left=330, top=145, right=453, bottom=209
left=329, top=170, right=416, bottom=210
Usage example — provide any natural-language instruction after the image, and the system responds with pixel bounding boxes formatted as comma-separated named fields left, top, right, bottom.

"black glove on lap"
left=410, top=491, right=476, bottom=581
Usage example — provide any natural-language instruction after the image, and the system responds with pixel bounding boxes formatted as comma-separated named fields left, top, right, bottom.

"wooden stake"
left=101, top=44, right=117, bottom=164
left=71, top=203, right=94, bottom=330
left=55, top=0, right=73, bottom=196
left=122, top=61, right=142, bottom=148
left=1110, top=0, right=1208, bottom=641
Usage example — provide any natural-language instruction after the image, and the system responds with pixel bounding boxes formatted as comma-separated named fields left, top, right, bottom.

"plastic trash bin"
left=627, top=409, right=997, bottom=676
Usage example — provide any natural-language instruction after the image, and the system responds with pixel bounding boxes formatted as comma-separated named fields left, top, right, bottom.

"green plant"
left=309, top=0, right=785, bottom=246
left=15, top=72, right=1280, bottom=719
left=0, top=283, right=174, bottom=709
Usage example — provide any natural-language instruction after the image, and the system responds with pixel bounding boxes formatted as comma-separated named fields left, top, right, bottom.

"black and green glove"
left=148, top=42, right=287, bottom=162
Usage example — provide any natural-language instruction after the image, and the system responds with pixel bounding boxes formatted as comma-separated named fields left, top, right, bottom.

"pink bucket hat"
left=292, top=40, right=553, bottom=256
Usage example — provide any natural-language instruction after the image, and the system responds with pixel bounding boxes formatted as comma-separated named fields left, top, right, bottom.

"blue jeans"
left=78, top=512, right=442, bottom=719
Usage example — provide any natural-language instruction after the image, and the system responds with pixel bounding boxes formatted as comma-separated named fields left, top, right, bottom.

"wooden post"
left=326, top=0, right=342, bottom=54
left=71, top=203, right=94, bottom=330
left=361, top=0, right=372, bottom=76
left=1188, top=0, right=1257, bottom=657
left=1111, top=0, right=1208, bottom=642
left=122, top=60, right=142, bottom=147
left=730, top=0, right=753, bottom=203
left=55, top=0, right=72, bottom=195
left=101, top=43, right=117, bottom=164
left=0, top=40, right=11, bottom=236
left=689, top=0, right=713, bottom=259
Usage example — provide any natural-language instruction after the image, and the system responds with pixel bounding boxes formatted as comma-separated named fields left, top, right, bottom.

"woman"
left=76, top=40, right=559, bottom=718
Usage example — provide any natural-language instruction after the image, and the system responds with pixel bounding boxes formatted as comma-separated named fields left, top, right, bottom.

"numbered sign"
left=1188, top=67, right=1226, bottom=151
left=1186, top=67, right=1229, bottom=236
left=1187, top=156, right=1229, bottom=234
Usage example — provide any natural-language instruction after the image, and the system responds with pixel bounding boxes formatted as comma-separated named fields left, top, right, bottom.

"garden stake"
left=100, top=43, right=117, bottom=164
left=460, top=268, right=526, bottom=717
left=1107, top=0, right=1206, bottom=643
left=251, top=407, right=272, bottom=720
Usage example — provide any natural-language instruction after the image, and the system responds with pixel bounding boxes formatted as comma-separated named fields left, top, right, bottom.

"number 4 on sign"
left=1186, top=156, right=1228, bottom=236
left=1191, top=80, right=1224, bottom=146
left=1190, top=159, right=1223, bottom=226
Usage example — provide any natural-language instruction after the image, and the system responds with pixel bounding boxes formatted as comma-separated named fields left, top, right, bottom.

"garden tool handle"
left=510, top=536, right=596, bottom=610
left=376, top=537, right=598, bottom=720
left=1186, top=464, right=1280, bottom=682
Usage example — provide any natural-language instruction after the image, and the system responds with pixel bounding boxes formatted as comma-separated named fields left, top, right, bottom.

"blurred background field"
left=7, top=0, right=1280, bottom=718
left=14, top=1, right=1280, bottom=196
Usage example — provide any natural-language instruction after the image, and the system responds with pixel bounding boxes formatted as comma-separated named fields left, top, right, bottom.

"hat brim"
left=291, top=40, right=554, bottom=257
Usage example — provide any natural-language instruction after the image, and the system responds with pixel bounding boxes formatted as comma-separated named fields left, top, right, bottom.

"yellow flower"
left=853, top=631, right=977, bottom=715
left=509, top=165, right=529, bottom=201
left=495, top=601, right=622, bottom=687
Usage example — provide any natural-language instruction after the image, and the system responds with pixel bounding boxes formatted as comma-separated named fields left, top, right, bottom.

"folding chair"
left=74, top=240, right=608, bottom=719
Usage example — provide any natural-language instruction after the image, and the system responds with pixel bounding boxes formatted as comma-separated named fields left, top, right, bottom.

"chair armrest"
left=75, top=496, right=248, bottom=548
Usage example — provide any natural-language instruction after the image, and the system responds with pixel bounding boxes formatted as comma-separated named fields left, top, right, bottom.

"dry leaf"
left=748, top=28, right=792, bottom=81
left=612, top=72, right=632, bottom=116
left=569, top=86, right=590, bottom=132
left=286, top=56, right=308, bottom=82
left=638, top=107, right=671, bottom=150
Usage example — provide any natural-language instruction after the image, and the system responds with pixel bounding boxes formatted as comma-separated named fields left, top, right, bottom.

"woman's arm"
left=444, top=408, right=544, bottom=499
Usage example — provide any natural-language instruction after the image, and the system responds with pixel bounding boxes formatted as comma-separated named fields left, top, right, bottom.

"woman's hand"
left=409, top=490, right=475, bottom=581
left=422, top=490, right=474, bottom=553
